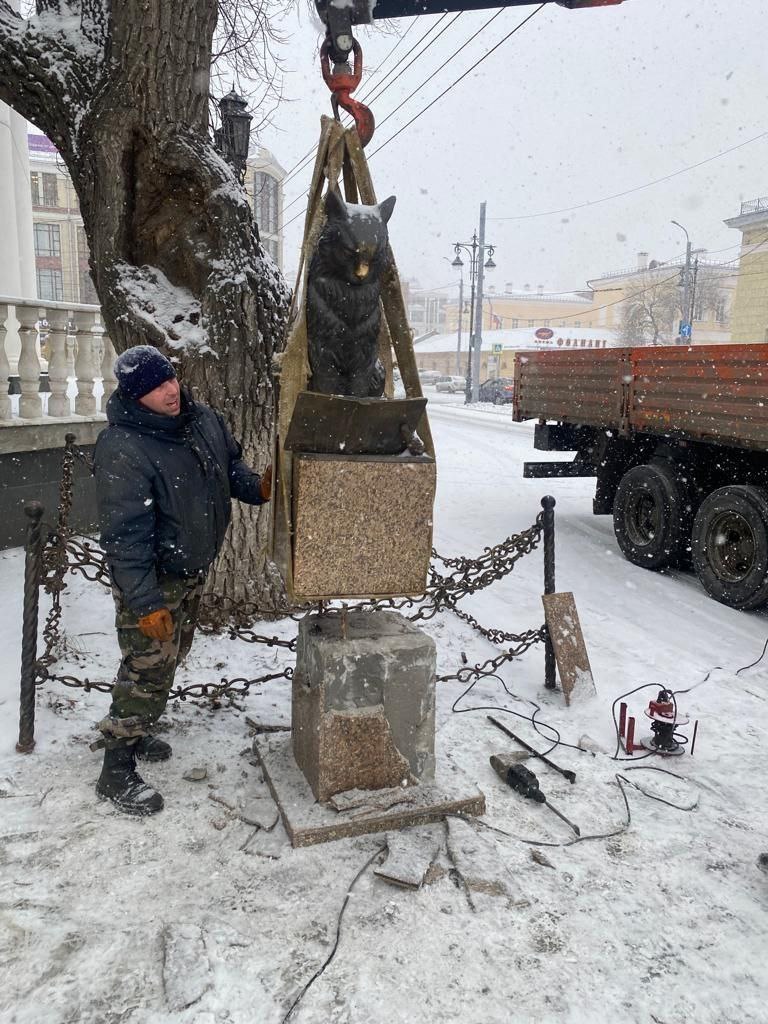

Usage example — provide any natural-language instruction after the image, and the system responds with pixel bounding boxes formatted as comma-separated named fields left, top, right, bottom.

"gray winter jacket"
left=94, top=389, right=266, bottom=615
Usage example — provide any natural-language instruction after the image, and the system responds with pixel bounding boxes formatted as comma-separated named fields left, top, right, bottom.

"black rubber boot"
left=135, top=734, right=172, bottom=762
left=96, top=741, right=164, bottom=816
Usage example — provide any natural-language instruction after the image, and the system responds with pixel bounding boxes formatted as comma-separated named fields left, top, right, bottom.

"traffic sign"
left=680, top=322, right=692, bottom=339
left=492, top=343, right=503, bottom=354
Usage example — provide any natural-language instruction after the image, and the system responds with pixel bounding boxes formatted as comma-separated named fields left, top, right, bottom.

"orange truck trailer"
left=513, top=343, right=768, bottom=610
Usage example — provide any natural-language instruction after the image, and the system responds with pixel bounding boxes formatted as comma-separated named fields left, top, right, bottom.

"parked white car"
left=435, top=375, right=467, bottom=393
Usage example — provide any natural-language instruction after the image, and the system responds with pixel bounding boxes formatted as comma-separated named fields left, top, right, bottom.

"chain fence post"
left=541, top=495, right=557, bottom=691
left=17, top=502, right=44, bottom=753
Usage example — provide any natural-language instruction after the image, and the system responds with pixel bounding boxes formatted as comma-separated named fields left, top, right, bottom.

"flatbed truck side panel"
left=513, top=348, right=628, bottom=429
left=631, top=343, right=768, bottom=451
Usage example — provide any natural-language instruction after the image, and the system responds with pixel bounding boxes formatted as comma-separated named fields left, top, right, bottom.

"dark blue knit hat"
left=114, top=345, right=176, bottom=400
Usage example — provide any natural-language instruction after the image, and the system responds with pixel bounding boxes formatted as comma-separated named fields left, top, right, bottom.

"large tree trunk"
left=0, top=0, right=290, bottom=613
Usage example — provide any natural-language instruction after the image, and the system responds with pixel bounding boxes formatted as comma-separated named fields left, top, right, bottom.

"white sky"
left=262, top=0, right=766, bottom=296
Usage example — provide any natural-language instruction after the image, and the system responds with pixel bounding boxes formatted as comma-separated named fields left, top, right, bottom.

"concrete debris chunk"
left=183, top=765, right=208, bottom=782
left=161, top=924, right=211, bottom=1011
left=329, top=785, right=418, bottom=817
left=445, top=817, right=514, bottom=901
left=238, top=796, right=280, bottom=830
left=375, top=825, right=444, bottom=889
left=530, top=848, right=556, bottom=870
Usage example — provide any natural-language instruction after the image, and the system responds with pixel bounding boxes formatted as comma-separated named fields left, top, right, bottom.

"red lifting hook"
left=320, top=37, right=375, bottom=147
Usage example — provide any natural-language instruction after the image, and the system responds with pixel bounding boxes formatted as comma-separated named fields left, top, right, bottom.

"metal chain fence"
left=16, top=435, right=556, bottom=752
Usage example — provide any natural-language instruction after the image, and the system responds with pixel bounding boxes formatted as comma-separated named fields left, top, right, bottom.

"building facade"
left=28, top=134, right=96, bottom=305
left=244, top=147, right=285, bottom=270
left=724, top=197, right=768, bottom=344
left=587, top=252, right=734, bottom=345
left=26, top=135, right=287, bottom=307
left=414, top=326, right=622, bottom=379
left=404, top=281, right=450, bottom=339
left=445, top=284, right=597, bottom=334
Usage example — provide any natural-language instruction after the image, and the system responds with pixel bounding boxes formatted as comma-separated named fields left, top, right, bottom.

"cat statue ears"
left=325, top=188, right=397, bottom=225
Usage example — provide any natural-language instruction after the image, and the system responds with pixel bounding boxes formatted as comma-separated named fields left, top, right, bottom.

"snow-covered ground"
left=2, top=405, right=768, bottom=1024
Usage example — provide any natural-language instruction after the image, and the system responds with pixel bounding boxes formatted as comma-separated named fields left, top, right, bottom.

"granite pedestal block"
left=292, top=609, right=436, bottom=802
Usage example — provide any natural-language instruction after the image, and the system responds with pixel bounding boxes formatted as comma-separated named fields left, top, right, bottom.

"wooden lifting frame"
left=269, top=117, right=436, bottom=602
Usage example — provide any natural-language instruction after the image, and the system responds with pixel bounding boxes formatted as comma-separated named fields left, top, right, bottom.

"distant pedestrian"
left=93, top=346, right=271, bottom=815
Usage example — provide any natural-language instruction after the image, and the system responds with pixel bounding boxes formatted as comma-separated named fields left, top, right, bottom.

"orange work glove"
left=138, top=607, right=174, bottom=642
left=259, top=463, right=273, bottom=501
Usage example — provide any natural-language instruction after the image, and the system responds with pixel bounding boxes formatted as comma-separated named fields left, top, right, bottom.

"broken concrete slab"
left=375, top=825, right=445, bottom=889
left=161, top=923, right=211, bottom=1011
left=253, top=732, right=485, bottom=848
left=445, top=817, right=516, bottom=905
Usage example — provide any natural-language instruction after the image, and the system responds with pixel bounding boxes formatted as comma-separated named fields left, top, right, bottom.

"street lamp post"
left=671, top=219, right=693, bottom=345
left=455, top=272, right=464, bottom=375
left=450, top=202, right=496, bottom=403
left=215, top=86, right=252, bottom=185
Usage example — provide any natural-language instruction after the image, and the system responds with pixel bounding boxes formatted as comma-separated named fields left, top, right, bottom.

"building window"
left=79, top=270, right=98, bottom=305
left=511, top=319, right=519, bottom=329
left=544, top=320, right=551, bottom=327
left=42, top=173, right=59, bottom=207
left=76, top=226, right=90, bottom=259
left=34, top=223, right=61, bottom=257
left=30, top=172, right=40, bottom=205
left=527, top=319, right=534, bottom=328
left=574, top=321, right=582, bottom=328
left=253, top=172, right=279, bottom=236
left=37, top=268, right=64, bottom=301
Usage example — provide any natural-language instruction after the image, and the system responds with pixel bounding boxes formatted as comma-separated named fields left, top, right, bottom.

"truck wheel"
left=613, top=462, right=690, bottom=570
left=691, top=485, right=768, bottom=610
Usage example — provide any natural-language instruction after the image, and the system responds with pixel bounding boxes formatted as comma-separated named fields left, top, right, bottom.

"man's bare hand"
left=138, top=607, right=174, bottom=642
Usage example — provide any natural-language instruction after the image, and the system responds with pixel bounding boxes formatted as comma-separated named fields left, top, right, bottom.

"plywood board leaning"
left=542, top=592, right=596, bottom=706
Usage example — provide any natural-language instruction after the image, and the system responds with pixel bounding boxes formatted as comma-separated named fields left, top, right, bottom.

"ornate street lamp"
left=215, top=86, right=252, bottom=185
left=450, top=231, right=496, bottom=403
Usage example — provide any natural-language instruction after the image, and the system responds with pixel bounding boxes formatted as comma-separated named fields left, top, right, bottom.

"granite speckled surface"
left=292, top=453, right=436, bottom=600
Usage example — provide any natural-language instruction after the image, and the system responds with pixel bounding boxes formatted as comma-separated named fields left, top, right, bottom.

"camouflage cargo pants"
left=101, top=574, right=205, bottom=738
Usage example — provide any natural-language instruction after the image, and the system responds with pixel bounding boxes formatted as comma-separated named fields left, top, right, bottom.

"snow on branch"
left=0, top=0, right=105, bottom=145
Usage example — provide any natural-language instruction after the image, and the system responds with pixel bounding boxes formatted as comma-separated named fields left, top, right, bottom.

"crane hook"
left=320, top=37, right=375, bottom=147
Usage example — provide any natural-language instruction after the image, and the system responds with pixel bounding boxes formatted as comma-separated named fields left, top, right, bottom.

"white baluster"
left=66, top=321, right=76, bottom=378
left=100, top=330, right=118, bottom=408
left=73, top=309, right=97, bottom=416
left=0, top=303, right=11, bottom=420
left=17, top=303, right=43, bottom=419
left=46, top=306, right=71, bottom=417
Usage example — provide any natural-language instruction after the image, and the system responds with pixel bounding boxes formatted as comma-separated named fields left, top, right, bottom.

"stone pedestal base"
left=292, top=610, right=436, bottom=802
left=254, top=733, right=485, bottom=848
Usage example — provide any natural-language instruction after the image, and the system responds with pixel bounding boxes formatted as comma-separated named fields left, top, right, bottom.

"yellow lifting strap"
left=269, top=117, right=434, bottom=595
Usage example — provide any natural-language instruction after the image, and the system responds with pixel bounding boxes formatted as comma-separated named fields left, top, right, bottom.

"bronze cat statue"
left=307, top=189, right=396, bottom=397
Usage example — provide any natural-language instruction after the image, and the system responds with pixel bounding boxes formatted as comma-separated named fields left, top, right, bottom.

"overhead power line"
left=554, top=227, right=768, bottom=323
left=367, top=4, right=547, bottom=160
left=282, top=6, right=545, bottom=230
left=490, top=131, right=768, bottom=222
left=281, top=13, right=450, bottom=189
left=372, top=7, right=504, bottom=136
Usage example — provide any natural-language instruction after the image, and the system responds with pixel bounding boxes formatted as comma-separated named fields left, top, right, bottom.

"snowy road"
left=1, top=405, right=767, bottom=1024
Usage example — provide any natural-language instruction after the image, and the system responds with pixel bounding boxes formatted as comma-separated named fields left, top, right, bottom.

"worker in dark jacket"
left=93, top=345, right=271, bottom=816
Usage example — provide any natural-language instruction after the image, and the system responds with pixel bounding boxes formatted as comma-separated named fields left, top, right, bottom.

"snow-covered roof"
left=413, top=325, right=622, bottom=353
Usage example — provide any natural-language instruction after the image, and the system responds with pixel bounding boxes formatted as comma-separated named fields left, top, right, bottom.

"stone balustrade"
left=0, top=296, right=117, bottom=454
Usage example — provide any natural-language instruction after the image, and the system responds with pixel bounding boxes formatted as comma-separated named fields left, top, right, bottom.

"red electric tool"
left=618, top=688, right=699, bottom=758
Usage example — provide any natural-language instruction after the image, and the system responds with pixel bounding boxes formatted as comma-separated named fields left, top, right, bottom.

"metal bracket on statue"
left=284, top=392, right=429, bottom=457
